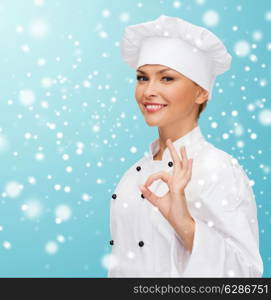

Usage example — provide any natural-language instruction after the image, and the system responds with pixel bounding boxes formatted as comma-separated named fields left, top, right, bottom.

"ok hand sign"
left=139, top=138, right=193, bottom=229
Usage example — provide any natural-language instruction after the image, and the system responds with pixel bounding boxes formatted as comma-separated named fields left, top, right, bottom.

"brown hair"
left=197, top=101, right=208, bottom=120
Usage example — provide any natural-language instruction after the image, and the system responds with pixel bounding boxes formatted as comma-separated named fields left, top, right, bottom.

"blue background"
left=0, top=0, right=270, bottom=277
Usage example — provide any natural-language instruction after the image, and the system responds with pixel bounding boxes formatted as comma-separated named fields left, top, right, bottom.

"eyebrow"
left=136, top=68, right=172, bottom=74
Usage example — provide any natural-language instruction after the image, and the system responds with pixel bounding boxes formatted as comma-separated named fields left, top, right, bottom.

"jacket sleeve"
left=170, top=156, right=264, bottom=277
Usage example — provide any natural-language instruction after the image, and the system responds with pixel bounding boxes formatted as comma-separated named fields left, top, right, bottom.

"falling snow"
left=0, top=0, right=269, bottom=278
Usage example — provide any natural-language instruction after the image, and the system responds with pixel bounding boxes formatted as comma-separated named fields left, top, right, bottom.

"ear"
left=195, top=87, right=209, bottom=105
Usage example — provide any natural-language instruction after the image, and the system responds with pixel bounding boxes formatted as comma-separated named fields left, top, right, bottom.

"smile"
left=144, top=104, right=168, bottom=113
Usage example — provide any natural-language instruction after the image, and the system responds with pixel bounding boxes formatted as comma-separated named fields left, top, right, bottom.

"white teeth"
left=146, top=105, right=165, bottom=109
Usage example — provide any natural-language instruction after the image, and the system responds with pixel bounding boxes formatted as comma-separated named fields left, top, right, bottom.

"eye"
left=136, top=75, right=147, bottom=81
left=136, top=75, right=174, bottom=82
left=162, top=76, right=173, bottom=82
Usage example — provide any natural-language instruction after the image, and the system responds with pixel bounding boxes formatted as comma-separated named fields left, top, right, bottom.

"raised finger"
left=183, top=158, right=193, bottom=182
left=180, top=146, right=189, bottom=172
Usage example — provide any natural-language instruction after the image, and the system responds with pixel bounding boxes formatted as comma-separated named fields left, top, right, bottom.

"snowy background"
left=0, top=0, right=270, bottom=277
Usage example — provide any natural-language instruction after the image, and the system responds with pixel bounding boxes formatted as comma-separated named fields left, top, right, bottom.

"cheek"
left=164, top=85, right=193, bottom=107
left=134, top=85, right=142, bottom=102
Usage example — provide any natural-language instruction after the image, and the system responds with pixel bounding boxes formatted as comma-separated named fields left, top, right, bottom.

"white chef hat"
left=120, top=15, right=232, bottom=100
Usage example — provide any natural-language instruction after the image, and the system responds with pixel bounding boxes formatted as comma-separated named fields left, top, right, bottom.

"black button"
left=141, top=193, right=145, bottom=199
left=112, top=194, right=117, bottom=199
left=110, top=240, right=114, bottom=245
left=138, top=241, right=144, bottom=247
left=168, top=161, right=173, bottom=167
left=136, top=166, right=141, bottom=171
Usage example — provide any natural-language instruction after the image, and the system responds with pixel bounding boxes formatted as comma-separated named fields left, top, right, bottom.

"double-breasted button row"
left=137, top=163, right=173, bottom=169
left=109, top=240, right=144, bottom=247
left=136, top=162, right=173, bottom=199
left=112, top=192, right=145, bottom=200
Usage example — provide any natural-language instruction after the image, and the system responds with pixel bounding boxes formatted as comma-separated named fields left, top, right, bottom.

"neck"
left=156, top=121, right=198, bottom=159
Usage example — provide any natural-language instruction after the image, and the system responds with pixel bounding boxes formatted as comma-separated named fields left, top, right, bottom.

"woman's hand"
left=139, top=138, right=194, bottom=229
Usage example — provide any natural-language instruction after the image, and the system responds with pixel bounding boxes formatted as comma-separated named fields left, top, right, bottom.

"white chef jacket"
left=107, top=126, right=263, bottom=277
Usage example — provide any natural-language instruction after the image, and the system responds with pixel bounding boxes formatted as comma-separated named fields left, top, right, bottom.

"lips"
left=144, top=103, right=168, bottom=113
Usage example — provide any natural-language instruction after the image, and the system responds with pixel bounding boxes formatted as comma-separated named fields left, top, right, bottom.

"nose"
left=143, top=80, right=158, bottom=99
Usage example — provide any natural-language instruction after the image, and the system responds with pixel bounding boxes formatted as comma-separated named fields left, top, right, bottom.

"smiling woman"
left=134, top=64, right=208, bottom=131
left=136, top=67, right=208, bottom=120
left=107, top=15, right=263, bottom=278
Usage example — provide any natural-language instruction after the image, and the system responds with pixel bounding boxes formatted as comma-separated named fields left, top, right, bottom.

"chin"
left=144, top=117, right=164, bottom=127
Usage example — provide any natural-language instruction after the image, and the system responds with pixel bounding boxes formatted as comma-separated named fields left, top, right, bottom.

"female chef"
left=107, top=15, right=263, bottom=277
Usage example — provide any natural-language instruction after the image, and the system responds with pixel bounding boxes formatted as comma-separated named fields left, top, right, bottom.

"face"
left=134, top=64, right=208, bottom=128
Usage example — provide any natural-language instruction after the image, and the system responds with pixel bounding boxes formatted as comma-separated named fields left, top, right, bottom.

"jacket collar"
left=148, top=125, right=205, bottom=161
